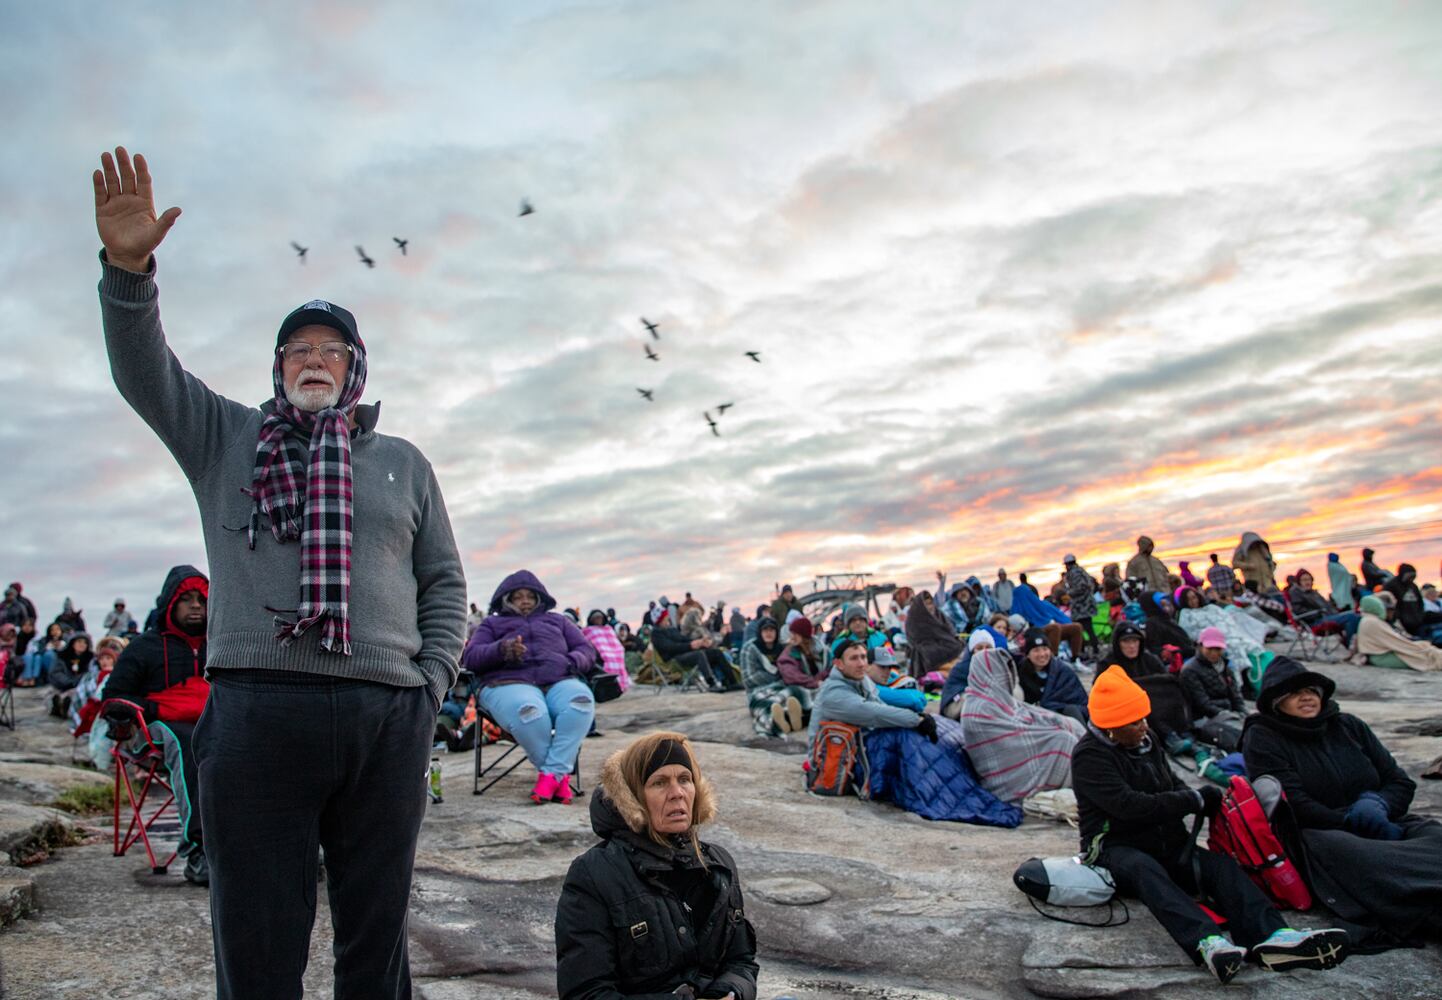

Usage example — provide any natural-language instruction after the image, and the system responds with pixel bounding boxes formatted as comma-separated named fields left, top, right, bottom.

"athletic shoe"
left=554, top=774, right=574, bottom=805
left=770, top=702, right=791, bottom=734
left=531, top=772, right=559, bottom=804
left=1199, top=760, right=1230, bottom=785
left=1253, top=928, right=1349, bottom=972
left=1197, top=934, right=1247, bottom=985
left=784, top=696, right=803, bottom=734
left=183, top=850, right=210, bottom=888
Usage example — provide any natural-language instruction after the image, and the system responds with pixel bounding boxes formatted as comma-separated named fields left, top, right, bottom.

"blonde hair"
left=600, top=731, right=716, bottom=856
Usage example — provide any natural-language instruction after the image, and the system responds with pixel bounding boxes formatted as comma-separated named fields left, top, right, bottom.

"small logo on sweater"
left=388, top=472, right=395, bottom=482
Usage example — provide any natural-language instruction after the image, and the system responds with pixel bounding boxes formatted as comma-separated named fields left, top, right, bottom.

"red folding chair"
left=1281, top=595, right=1344, bottom=662
left=0, top=653, right=14, bottom=731
left=99, top=699, right=178, bottom=874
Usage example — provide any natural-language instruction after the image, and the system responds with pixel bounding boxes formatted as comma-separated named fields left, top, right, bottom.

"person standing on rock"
left=93, top=146, right=466, bottom=999
left=555, top=731, right=758, bottom=1000
left=1126, top=536, right=1171, bottom=594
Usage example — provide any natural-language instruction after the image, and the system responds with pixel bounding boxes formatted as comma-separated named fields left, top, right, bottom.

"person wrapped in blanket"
left=1242, top=657, right=1442, bottom=948
left=1014, top=627, right=1088, bottom=724
left=739, top=616, right=815, bottom=737
left=1073, top=665, right=1348, bottom=985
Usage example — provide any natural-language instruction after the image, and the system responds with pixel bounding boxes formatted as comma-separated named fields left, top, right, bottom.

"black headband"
left=643, top=739, right=692, bottom=782
left=833, top=637, right=865, bottom=659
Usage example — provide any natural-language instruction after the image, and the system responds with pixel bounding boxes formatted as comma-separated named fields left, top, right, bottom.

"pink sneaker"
left=530, top=772, right=559, bottom=804
left=554, top=774, right=574, bottom=804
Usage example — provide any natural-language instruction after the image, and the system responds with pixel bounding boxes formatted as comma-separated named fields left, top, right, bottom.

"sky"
left=2, top=0, right=1440, bottom=626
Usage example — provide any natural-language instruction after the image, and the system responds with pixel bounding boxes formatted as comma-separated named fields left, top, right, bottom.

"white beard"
left=285, top=379, right=342, bottom=412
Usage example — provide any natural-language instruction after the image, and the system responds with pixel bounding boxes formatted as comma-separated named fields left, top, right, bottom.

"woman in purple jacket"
left=463, top=570, right=597, bottom=804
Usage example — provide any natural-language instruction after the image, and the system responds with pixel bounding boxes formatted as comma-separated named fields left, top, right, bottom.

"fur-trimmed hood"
left=591, top=745, right=717, bottom=843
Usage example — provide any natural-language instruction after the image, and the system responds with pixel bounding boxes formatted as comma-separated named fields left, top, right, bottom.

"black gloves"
left=1196, top=785, right=1225, bottom=816
left=915, top=714, right=939, bottom=743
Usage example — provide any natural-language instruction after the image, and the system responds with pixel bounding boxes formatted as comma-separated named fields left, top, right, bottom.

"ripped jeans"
left=479, top=677, right=595, bottom=777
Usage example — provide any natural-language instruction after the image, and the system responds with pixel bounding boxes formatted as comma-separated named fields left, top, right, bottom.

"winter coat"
left=863, top=716, right=1024, bottom=827
left=1103, top=623, right=1166, bottom=680
left=1016, top=657, right=1088, bottom=716
left=1125, top=537, right=1171, bottom=594
left=1179, top=655, right=1244, bottom=718
left=776, top=645, right=827, bottom=690
left=650, top=626, right=701, bottom=664
left=1074, top=727, right=1202, bottom=863
left=769, top=595, right=804, bottom=625
left=105, top=565, right=210, bottom=724
left=1231, top=532, right=1278, bottom=593
left=463, top=570, right=596, bottom=689
left=1241, top=658, right=1442, bottom=942
left=1385, top=566, right=1429, bottom=637
left=554, top=758, right=757, bottom=1000
left=993, top=578, right=1015, bottom=613
left=1241, top=658, right=1413, bottom=831
left=1064, top=565, right=1098, bottom=619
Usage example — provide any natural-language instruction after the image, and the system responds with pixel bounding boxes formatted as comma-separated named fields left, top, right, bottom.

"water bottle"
left=428, top=756, right=443, bottom=803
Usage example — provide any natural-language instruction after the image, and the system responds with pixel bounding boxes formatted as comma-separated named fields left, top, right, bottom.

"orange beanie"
left=1088, top=665, right=1152, bottom=729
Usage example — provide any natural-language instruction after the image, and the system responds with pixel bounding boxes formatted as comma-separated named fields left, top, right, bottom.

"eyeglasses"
left=278, top=341, right=352, bottom=365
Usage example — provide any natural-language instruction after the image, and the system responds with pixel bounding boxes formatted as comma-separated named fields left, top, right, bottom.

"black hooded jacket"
left=105, top=565, right=209, bottom=723
left=1241, top=657, right=1414, bottom=831
left=1073, top=727, right=1202, bottom=863
left=1103, top=623, right=1166, bottom=680
left=555, top=791, right=757, bottom=1000
left=1384, top=564, right=1428, bottom=636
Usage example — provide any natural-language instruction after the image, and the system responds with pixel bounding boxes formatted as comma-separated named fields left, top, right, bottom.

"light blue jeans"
left=479, top=678, right=594, bottom=777
left=21, top=650, right=55, bottom=683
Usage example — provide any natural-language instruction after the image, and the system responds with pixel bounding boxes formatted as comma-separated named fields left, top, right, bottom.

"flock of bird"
left=288, top=199, right=761, bottom=438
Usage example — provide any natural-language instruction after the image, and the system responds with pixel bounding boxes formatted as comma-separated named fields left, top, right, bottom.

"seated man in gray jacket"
left=809, top=639, right=937, bottom=743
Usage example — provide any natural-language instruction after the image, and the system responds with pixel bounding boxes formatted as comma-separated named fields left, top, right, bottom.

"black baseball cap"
left=276, top=299, right=360, bottom=348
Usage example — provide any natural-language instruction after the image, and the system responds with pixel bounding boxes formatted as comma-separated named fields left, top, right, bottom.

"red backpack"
left=1207, top=775, right=1312, bottom=910
left=806, top=721, right=869, bottom=797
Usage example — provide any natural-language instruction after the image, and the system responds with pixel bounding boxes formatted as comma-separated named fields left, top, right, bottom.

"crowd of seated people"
left=10, top=539, right=1441, bottom=990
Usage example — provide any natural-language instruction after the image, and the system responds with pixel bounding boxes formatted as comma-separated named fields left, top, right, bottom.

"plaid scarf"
left=246, top=338, right=368, bottom=655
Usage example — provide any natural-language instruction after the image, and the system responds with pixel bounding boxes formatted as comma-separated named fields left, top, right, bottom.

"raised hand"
left=93, top=146, right=181, bottom=272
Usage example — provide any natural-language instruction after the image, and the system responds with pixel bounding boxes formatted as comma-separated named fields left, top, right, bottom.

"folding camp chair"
left=99, top=699, right=178, bottom=874
left=1280, top=595, right=1344, bottom=662
left=473, top=707, right=584, bottom=798
left=637, top=645, right=711, bottom=694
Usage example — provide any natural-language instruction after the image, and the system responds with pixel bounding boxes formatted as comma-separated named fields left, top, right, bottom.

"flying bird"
left=716, top=402, right=734, bottom=415
left=640, top=318, right=660, bottom=339
left=637, top=388, right=654, bottom=402
left=744, top=351, right=761, bottom=362
left=290, top=241, right=308, bottom=264
left=704, top=412, right=720, bottom=437
left=644, top=345, right=659, bottom=362
left=355, top=246, right=375, bottom=268
left=519, top=199, right=535, bottom=217
left=392, top=237, right=409, bottom=255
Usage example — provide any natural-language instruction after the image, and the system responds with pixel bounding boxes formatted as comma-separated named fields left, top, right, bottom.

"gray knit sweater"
left=98, top=257, right=465, bottom=705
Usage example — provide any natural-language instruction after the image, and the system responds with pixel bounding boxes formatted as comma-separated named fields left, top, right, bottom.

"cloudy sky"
left=3, top=1, right=1440, bottom=625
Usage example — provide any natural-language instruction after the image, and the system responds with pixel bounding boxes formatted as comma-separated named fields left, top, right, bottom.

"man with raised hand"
left=93, top=146, right=466, bottom=999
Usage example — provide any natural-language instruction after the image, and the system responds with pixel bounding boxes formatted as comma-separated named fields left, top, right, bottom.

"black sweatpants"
left=194, top=671, right=435, bottom=1000
left=1102, top=845, right=1286, bottom=958
left=677, top=648, right=736, bottom=688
